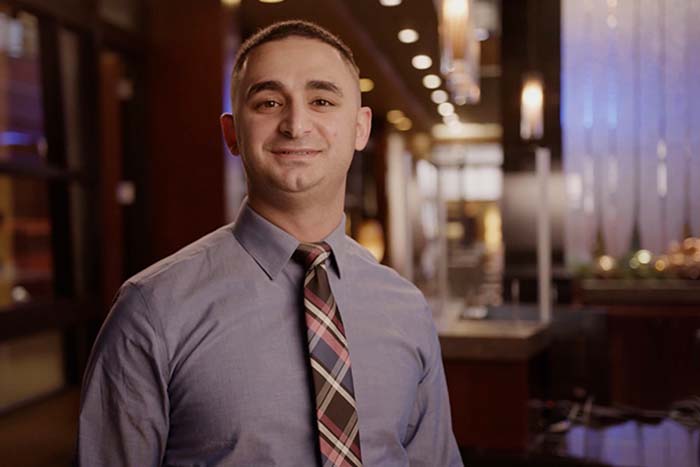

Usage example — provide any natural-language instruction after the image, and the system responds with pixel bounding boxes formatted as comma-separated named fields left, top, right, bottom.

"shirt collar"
left=322, top=214, right=347, bottom=279
left=232, top=199, right=347, bottom=280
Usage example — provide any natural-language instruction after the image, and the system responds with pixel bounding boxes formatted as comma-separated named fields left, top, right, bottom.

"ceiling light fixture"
left=395, top=117, right=413, bottom=131
left=439, top=0, right=481, bottom=104
left=258, top=0, right=285, bottom=3
left=431, top=89, right=448, bottom=104
left=422, top=74, right=442, bottom=89
left=359, top=78, right=375, bottom=92
left=438, top=102, right=455, bottom=116
left=397, top=29, right=419, bottom=43
left=379, top=0, right=402, bottom=6
left=387, top=109, right=405, bottom=124
left=411, top=54, right=432, bottom=70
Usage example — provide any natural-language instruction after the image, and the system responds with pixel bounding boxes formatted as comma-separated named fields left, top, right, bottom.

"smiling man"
left=76, top=20, right=462, bottom=466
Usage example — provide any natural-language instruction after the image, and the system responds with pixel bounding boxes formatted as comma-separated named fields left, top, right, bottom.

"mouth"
left=269, top=148, right=322, bottom=157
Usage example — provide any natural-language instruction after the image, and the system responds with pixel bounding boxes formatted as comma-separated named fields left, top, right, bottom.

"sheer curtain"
left=562, top=0, right=700, bottom=265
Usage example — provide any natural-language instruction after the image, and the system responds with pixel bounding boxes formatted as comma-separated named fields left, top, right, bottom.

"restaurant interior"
left=1, top=0, right=699, bottom=466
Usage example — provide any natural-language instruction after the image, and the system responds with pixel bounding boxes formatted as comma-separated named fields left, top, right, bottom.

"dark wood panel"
left=38, top=16, right=76, bottom=301
left=146, top=0, right=225, bottom=261
left=0, top=161, right=85, bottom=181
left=607, top=305, right=700, bottom=410
left=577, top=280, right=700, bottom=306
left=98, top=51, right=125, bottom=314
left=445, top=359, right=530, bottom=451
left=0, top=299, right=93, bottom=341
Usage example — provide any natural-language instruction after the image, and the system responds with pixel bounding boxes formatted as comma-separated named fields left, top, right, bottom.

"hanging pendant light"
left=520, top=72, right=544, bottom=140
left=438, top=0, right=480, bottom=104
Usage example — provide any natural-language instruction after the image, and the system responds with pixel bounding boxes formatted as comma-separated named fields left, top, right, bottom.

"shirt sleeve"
left=404, top=308, right=463, bottom=467
left=76, top=282, right=170, bottom=467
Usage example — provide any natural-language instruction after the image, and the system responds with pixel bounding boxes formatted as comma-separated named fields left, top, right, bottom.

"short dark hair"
left=230, top=20, right=359, bottom=105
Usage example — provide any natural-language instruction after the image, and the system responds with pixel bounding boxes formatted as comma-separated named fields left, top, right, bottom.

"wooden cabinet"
left=437, top=306, right=551, bottom=450
left=607, top=306, right=700, bottom=410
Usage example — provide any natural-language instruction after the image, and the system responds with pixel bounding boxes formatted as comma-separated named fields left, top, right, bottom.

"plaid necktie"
left=294, top=242, right=363, bottom=467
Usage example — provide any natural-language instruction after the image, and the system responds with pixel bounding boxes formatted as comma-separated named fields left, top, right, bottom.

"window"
left=0, top=7, right=54, bottom=308
left=0, top=4, right=95, bottom=411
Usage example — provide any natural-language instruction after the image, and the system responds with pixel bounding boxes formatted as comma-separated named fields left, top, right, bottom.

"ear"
left=354, top=106, right=373, bottom=151
left=220, top=113, right=239, bottom=156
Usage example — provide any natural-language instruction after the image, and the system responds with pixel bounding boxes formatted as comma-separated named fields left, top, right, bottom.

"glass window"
left=0, top=175, right=54, bottom=308
left=0, top=6, right=79, bottom=411
left=0, top=9, right=54, bottom=309
left=0, top=331, right=65, bottom=410
left=0, top=8, right=47, bottom=170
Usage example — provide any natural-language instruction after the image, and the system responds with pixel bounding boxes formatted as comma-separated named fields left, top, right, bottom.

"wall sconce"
left=520, top=73, right=544, bottom=140
left=519, top=71, right=551, bottom=323
left=438, top=0, right=480, bottom=104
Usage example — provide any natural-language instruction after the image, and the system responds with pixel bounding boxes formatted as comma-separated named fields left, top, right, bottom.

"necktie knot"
left=293, top=242, right=332, bottom=271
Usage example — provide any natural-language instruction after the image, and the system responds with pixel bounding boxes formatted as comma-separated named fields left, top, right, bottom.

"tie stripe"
left=294, top=242, right=363, bottom=467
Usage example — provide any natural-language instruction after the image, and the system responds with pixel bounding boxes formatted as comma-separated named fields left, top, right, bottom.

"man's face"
left=226, top=37, right=372, bottom=206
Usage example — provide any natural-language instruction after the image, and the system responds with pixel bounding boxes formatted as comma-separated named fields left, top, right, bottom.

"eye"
left=255, top=99, right=281, bottom=110
left=312, top=98, right=334, bottom=107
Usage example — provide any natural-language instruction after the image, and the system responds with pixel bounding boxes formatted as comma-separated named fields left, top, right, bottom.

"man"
left=77, top=20, right=462, bottom=466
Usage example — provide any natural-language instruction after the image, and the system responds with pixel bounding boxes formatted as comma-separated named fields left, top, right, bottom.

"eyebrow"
left=307, top=80, right=344, bottom=97
left=245, top=80, right=283, bottom=101
left=245, top=79, right=344, bottom=101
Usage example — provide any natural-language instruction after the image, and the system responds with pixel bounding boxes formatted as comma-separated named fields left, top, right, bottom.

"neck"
left=247, top=192, right=345, bottom=243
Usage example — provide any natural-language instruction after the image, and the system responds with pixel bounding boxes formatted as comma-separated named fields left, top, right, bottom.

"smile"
left=270, top=149, right=321, bottom=156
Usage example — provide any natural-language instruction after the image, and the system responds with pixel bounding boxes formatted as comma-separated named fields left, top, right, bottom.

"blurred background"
left=1, top=0, right=699, bottom=466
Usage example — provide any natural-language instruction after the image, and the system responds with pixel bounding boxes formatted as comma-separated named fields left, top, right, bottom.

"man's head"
left=221, top=21, right=372, bottom=216
left=229, top=20, right=360, bottom=108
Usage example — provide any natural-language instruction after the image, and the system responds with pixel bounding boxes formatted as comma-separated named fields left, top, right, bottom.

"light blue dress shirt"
left=76, top=201, right=463, bottom=466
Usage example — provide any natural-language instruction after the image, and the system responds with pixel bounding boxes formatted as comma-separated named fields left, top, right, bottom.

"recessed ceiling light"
left=258, top=0, right=284, bottom=3
left=431, top=89, right=448, bottom=104
left=221, top=0, right=241, bottom=6
left=422, top=74, right=441, bottom=89
left=395, top=117, right=413, bottom=131
left=438, top=102, right=455, bottom=116
left=379, top=0, right=402, bottom=6
left=387, top=109, right=405, bottom=124
left=359, top=78, right=375, bottom=92
left=412, top=54, right=432, bottom=70
left=397, top=29, right=419, bottom=44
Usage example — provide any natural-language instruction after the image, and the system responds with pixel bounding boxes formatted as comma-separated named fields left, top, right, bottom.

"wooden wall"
left=146, top=0, right=226, bottom=261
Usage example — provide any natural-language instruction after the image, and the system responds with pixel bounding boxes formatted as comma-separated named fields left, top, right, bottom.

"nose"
left=278, top=100, right=312, bottom=138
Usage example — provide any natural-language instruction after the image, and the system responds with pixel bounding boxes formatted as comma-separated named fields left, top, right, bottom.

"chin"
left=277, top=170, right=322, bottom=192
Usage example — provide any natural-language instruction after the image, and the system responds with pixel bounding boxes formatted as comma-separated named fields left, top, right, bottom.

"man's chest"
left=162, top=291, right=422, bottom=463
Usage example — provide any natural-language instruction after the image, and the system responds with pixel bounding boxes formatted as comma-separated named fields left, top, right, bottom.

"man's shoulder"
left=98, top=224, right=257, bottom=359
left=343, top=236, right=427, bottom=305
left=342, top=237, right=436, bottom=348
left=127, top=223, right=246, bottom=293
